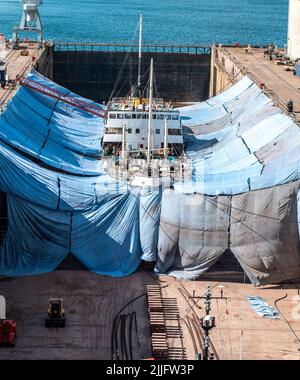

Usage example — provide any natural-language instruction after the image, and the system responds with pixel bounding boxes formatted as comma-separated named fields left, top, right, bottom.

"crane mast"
left=137, top=14, right=143, bottom=96
left=147, top=58, right=154, bottom=165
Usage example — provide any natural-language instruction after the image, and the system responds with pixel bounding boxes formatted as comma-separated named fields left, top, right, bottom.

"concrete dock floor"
left=1, top=271, right=300, bottom=360
left=0, top=270, right=156, bottom=360
left=162, top=276, right=300, bottom=360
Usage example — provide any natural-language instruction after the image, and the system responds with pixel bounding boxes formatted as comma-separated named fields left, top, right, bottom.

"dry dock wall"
left=35, top=44, right=250, bottom=104
left=52, top=47, right=211, bottom=102
left=36, top=44, right=54, bottom=80
left=209, top=45, right=245, bottom=97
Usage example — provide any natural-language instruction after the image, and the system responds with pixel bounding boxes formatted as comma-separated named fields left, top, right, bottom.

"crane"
left=13, top=1, right=44, bottom=49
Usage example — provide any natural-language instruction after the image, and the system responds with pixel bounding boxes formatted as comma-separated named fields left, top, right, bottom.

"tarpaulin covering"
left=157, top=76, right=300, bottom=283
left=0, top=70, right=104, bottom=175
left=230, top=181, right=300, bottom=285
left=177, top=76, right=300, bottom=196
left=0, top=143, right=141, bottom=276
left=0, top=72, right=299, bottom=284
left=156, top=181, right=300, bottom=284
left=246, top=296, right=280, bottom=319
left=0, top=72, right=159, bottom=276
left=0, top=141, right=162, bottom=276
left=156, top=190, right=230, bottom=279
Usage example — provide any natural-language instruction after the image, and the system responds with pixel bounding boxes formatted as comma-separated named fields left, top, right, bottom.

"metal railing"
left=53, top=42, right=211, bottom=55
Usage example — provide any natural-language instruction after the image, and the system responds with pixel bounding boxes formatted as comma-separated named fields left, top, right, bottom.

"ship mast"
left=164, top=116, right=168, bottom=157
left=137, top=14, right=143, bottom=97
left=147, top=58, right=154, bottom=165
left=121, top=123, right=126, bottom=159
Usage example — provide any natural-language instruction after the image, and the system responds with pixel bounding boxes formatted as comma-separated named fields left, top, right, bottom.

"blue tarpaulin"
left=0, top=71, right=159, bottom=276
left=246, top=296, right=280, bottom=319
left=0, top=70, right=104, bottom=175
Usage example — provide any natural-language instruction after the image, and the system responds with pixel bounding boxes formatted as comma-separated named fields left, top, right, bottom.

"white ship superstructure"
left=103, top=97, right=183, bottom=158
left=102, top=81, right=191, bottom=187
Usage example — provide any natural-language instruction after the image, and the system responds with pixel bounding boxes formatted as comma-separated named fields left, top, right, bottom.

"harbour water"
left=0, top=0, right=289, bottom=46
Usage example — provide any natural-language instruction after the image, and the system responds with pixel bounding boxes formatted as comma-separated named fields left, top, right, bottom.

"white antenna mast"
left=121, top=123, right=126, bottom=159
left=147, top=58, right=154, bottom=165
left=164, top=116, right=168, bottom=157
left=137, top=14, right=143, bottom=96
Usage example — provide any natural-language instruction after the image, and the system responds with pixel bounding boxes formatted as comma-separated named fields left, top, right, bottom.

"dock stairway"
left=146, top=285, right=186, bottom=360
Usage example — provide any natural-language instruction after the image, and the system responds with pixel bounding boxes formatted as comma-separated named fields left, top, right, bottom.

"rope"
left=274, top=286, right=300, bottom=349
left=107, top=20, right=140, bottom=104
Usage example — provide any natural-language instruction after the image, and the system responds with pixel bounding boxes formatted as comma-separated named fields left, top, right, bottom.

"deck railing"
left=53, top=42, right=211, bottom=55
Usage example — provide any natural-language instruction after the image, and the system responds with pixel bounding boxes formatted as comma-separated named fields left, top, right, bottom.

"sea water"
left=0, top=0, right=289, bottom=46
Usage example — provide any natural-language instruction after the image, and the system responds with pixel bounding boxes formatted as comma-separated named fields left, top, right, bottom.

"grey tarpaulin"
left=230, top=181, right=300, bottom=285
left=156, top=76, right=300, bottom=284
left=156, top=190, right=230, bottom=278
left=156, top=181, right=300, bottom=283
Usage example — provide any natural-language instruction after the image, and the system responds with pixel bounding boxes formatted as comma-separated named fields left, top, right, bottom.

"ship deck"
left=0, top=42, right=44, bottom=111
left=225, top=47, right=300, bottom=124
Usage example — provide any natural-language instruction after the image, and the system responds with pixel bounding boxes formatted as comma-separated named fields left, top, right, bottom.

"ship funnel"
left=287, top=0, right=300, bottom=61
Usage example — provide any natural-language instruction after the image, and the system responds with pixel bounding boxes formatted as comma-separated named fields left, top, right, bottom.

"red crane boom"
left=17, top=77, right=106, bottom=119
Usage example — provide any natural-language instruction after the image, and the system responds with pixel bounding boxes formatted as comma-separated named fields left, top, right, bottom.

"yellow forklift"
left=45, top=297, right=65, bottom=328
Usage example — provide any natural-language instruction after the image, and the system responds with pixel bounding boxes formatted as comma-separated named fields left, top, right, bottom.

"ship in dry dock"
left=102, top=16, right=190, bottom=187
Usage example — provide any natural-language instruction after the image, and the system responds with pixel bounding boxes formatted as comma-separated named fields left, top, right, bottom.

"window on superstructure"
left=155, top=129, right=160, bottom=134
left=157, top=114, right=164, bottom=120
left=125, top=114, right=131, bottom=119
left=136, top=114, right=142, bottom=119
left=153, top=114, right=157, bottom=119
left=166, top=115, right=172, bottom=120
left=135, top=129, right=140, bottom=134
left=168, top=129, right=182, bottom=135
left=127, top=128, right=132, bottom=134
left=109, top=114, right=116, bottom=119
left=172, top=115, right=179, bottom=120
left=132, top=114, right=137, bottom=119
left=142, top=114, right=148, bottom=119
left=117, top=114, right=124, bottom=119
left=106, top=128, right=123, bottom=134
